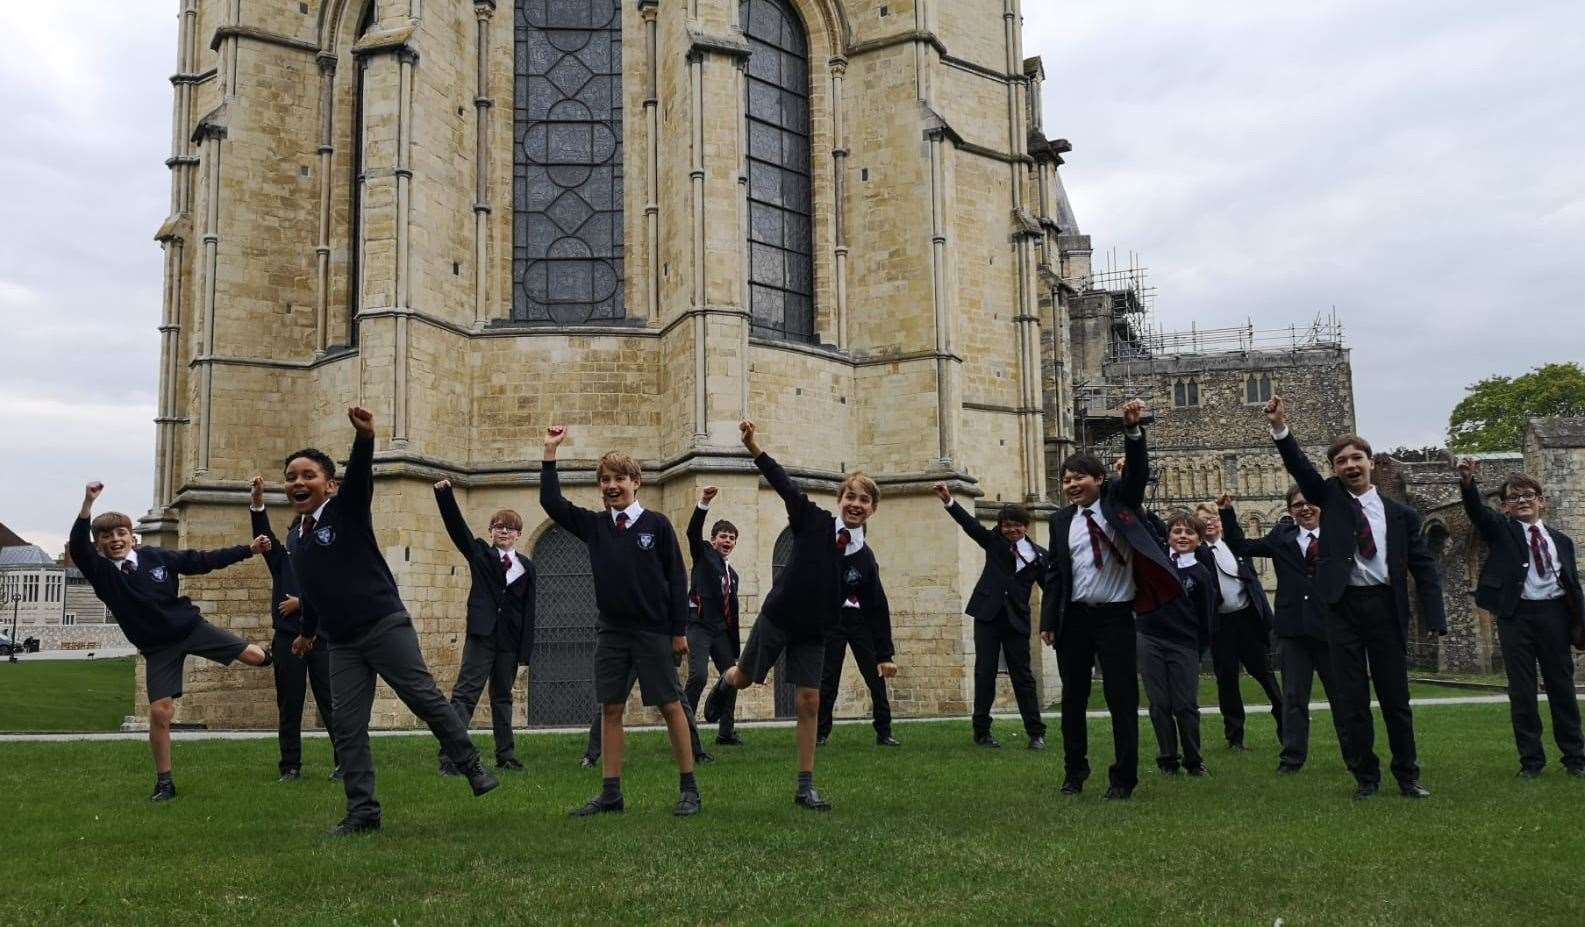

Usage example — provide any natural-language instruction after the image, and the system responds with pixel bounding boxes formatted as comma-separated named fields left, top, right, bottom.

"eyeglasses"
left=489, top=524, right=520, bottom=532
left=1504, top=493, right=1539, bottom=504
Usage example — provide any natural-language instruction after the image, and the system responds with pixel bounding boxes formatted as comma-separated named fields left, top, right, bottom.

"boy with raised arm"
left=703, top=420, right=898, bottom=810
left=1219, top=490, right=1343, bottom=774
left=934, top=482, right=1048, bottom=750
left=1139, top=512, right=1216, bottom=777
left=540, top=426, right=699, bottom=817
left=1456, top=458, right=1585, bottom=778
left=684, top=486, right=744, bottom=747
left=1265, top=396, right=1445, bottom=799
left=286, top=407, right=499, bottom=836
left=249, top=476, right=338, bottom=782
left=1195, top=499, right=1284, bottom=750
left=1039, top=400, right=1183, bottom=800
left=433, top=479, right=536, bottom=775
left=70, top=482, right=273, bottom=801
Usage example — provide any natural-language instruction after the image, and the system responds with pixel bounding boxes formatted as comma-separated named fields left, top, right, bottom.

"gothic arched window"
left=528, top=525, right=599, bottom=725
left=513, top=0, right=625, bottom=325
left=742, top=0, right=814, bottom=343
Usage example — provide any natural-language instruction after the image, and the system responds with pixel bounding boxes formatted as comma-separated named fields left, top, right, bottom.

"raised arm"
left=1219, top=500, right=1276, bottom=559
left=1115, top=399, right=1150, bottom=509
left=1266, top=397, right=1328, bottom=505
left=743, top=420, right=821, bottom=529
left=539, top=426, right=596, bottom=541
left=433, top=480, right=479, bottom=557
left=1403, top=507, right=1448, bottom=635
left=249, top=476, right=287, bottom=580
left=1455, top=459, right=1505, bottom=543
left=334, top=406, right=378, bottom=518
left=936, top=482, right=998, bottom=550
left=166, top=543, right=256, bottom=576
left=68, top=482, right=110, bottom=584
left=686, top=488, right=715, bottom=561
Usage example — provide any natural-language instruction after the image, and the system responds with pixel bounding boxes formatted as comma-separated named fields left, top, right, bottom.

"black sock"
left=680, top=771, right=697, bottom=793
left=156, top=771, right=173, bottom=784
left=601, top=776, right=621, bottom=801
left=797, top=771, right=812, bottom=793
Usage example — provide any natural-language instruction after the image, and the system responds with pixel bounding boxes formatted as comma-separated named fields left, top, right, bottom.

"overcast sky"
left=2, top=1, right=1580, bottom=554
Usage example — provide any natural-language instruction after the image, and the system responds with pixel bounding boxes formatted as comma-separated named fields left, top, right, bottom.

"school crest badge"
left=314, top=525, right=335, bottom=546
left=845, top=567, right=861, bottom=585
left=149, top=566, right=168, bottom=583
left=637, top=532, right=655, bottom=550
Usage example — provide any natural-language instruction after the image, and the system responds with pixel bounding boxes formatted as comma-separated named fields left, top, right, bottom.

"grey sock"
left=797, top=771, right=812, bottom=793
left=680, top=771, right=697, bottom=793
left=156, top=771, right=173, bottom=784
left=601, top=776, right=621, bottom=801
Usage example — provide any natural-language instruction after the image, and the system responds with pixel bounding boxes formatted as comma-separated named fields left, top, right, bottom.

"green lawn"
left=1, top=704, right=1581, bottom=925
left=0, top=656, right=133, bottom=731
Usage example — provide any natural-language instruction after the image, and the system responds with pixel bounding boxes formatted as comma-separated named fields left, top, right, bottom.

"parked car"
left=0, top=632, right=19, bottom=656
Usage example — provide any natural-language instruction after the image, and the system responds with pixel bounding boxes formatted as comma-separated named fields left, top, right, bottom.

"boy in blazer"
left=1196, top=499, right=1284, bottom=750
left=1140, top=512, right=1216, bottom=776
left=703, top=420, right=899, bottom=810
left=433, top=480, right=536, bottom=774
left=1265, top=397, right=1445, bottom=799
left=541, top=426, right=699, bottom=817
left=1456, top=459, right=1585, bottom=777
left=249, top=476, right=338, bottom=782
left=1040, top=400, right=1183, bottom=800
left=70, top=483, right=273, bottom=802
left=816, top=528, right=896, bottom=746
left=1220, top=490, right=1344, bottom=774
left=684, top=486, right=743, bottom=746
left=934, top=483, right=1048, bottom=749
left=286, top=407, right=499, bottom=836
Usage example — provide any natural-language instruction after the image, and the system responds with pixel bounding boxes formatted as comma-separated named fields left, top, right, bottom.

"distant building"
left=0, top=523, right=124, bottom=651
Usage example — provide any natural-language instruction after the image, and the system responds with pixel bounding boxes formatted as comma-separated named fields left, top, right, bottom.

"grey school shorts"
left=144, top=620, right=250, bottom=702
left=737, top=617, right=824, bottom=690
left=595, top=628, right=683, bottom=707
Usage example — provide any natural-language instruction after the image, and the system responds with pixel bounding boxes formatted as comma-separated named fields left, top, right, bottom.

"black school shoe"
left=815, top=735, right=829, bottom=747
left=579, top=754, right=598, bottom=769
left=694, top=751, right=715, bottom=765
left=149, top=779, right=177, bottom=802
left=460, top=759, right=500, bottom=797
left=1352, top=781, right=1379, bottom=800
left=1103, top=785, right=1133, bottom=801
left=795, top=788, right=832, bottom=811
left=329, top=766, right=344, bottom=781
left=1398, top=781, right=1430, bottom=799
left=1027, top=736, right=1046, bottom=751
left=702, top=680, right=727, bottom=724
left=1566, top=766, right=1585, bottom=779
left=1059, top=778, right=1083, bottom=796
left=974, top=734, right=1001, bottom=749
left=328, top=816, right=381, bottom=837
left=569, top=794, right=625, bottom=817
left=715, top=734, right=745, bottom=746
left=876, top=734, right=901, bottom=747
left=1185, top=765, right=1211, bottom=778
left=438, top=757, right=460, bottom=777
left=258, top=647, right=274, bottom=668
left=277, top=767, right=301, bottom=782
left=1276, top=763, right=1303, bottom=775
left=1518, top=767, right=1544, bottom=780
left=496, top=757, right=525, bottom=772
left=674, top=789, right=702, bottom=817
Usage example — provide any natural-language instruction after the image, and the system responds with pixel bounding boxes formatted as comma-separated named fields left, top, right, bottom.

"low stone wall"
left=22, top=624, right=131, bottom=652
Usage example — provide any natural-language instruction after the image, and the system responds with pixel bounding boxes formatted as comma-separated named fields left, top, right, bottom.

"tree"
left=1448, top=362, right=1585, bottom=452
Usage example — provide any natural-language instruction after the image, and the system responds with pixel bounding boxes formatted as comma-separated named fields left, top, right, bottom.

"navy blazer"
left=1040, top=429, right=1185, bottom=641
left=1203, top=532, right=1274, bottom=632
left=250, top=507, right=305, bottom=635
left=944, top=500, right=1047, bottom=635
left=435, top=485, right=536, bottom=664
left=685, top=505, right=740, bottom=634
left=1461, top=480, right=1584, bottom=646
left=1273, top=430, right=1446, bottom=641
left=1222, top=508, right=1326, bottom=640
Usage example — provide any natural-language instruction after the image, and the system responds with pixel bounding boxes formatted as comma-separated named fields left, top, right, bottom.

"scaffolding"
left=1110, top=309, right=1345, bottom=362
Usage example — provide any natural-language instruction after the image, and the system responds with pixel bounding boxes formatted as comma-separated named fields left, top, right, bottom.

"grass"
left=2, top=703, right=1582, bottom=926
left=0, top=656, right=133, bottom=731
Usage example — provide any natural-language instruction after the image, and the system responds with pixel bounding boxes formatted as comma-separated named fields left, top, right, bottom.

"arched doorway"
left=770, top=527, right=798, bottom=718
left=527, top=525, right=599, bottom=726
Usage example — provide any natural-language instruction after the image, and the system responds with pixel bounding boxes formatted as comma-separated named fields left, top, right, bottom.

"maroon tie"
left=615, top=512, right=629, bottom=534
left=120, top=560, right=136, bottom=576
left=721, top=570, right=734, bottom=622
left=1304, top=534, right=1318, bottom=576
left=1347, top=496, right=1377, bottom=560
left=836, top=528, right=851, bottom=552
left=500, top=552, right=512, bottom=577
left=1530, top=526, right=1554, bottom=579
left=1083, top=509, right=1122, bottom=569
left=301, top=515, right=316, bottom=539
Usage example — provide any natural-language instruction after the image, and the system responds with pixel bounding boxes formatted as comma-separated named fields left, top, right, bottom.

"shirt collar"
left=113, top=549, right=140, bottom=569
left=835, top=519, right=865, bottom=552
left=1526, top=519, right=1548, bottom=534
left=1174, top=551, right=1198, bottom=568
left=309, top=498, right=331, bottom=522
left=611, top=500, right=644, bottom=525
left=1353, top=486, right=1381, bottom=507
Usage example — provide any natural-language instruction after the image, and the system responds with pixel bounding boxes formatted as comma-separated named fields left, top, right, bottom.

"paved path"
left=0, top=694, right=1528, bottom=743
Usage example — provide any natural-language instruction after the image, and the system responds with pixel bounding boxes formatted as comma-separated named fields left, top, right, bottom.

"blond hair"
left=838, top=471, right=880, bottom=507
left=597, top=451, right=642, bottom=481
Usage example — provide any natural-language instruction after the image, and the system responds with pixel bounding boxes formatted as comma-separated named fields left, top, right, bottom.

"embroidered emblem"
left=637, top=532, right=655, bottom=550
left=845, top=567, right=861, bottom=585
left=315, top=526, right=335, bottom=546
left=149, top=566, right=168, bottom=583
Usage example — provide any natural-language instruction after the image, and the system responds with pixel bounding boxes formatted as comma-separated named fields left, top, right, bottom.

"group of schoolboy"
left=70, top=393, right=1583, bottom=832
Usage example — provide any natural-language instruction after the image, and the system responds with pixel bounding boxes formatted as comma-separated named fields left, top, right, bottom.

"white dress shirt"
left=1208, top=539, right=1249, bottom=613
left=1347, top=487, right=1390, bottom=587
left=1012, top=537, right=1037, bottom=571
left=1296, top=527, right=1320, bottom=559
left=110, top=549, right=140, bottom=571
left=835, top=519, right=866, bottom=556
left=496, top=545, right=526, bottom=585
left=1068, top=504, right=1135, bottom=605
left=611, top=500, right=645, bottom=526
left=1174, top=551, right=1198, bottom=569
left=1520, top=520, right=1563, bottom=601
